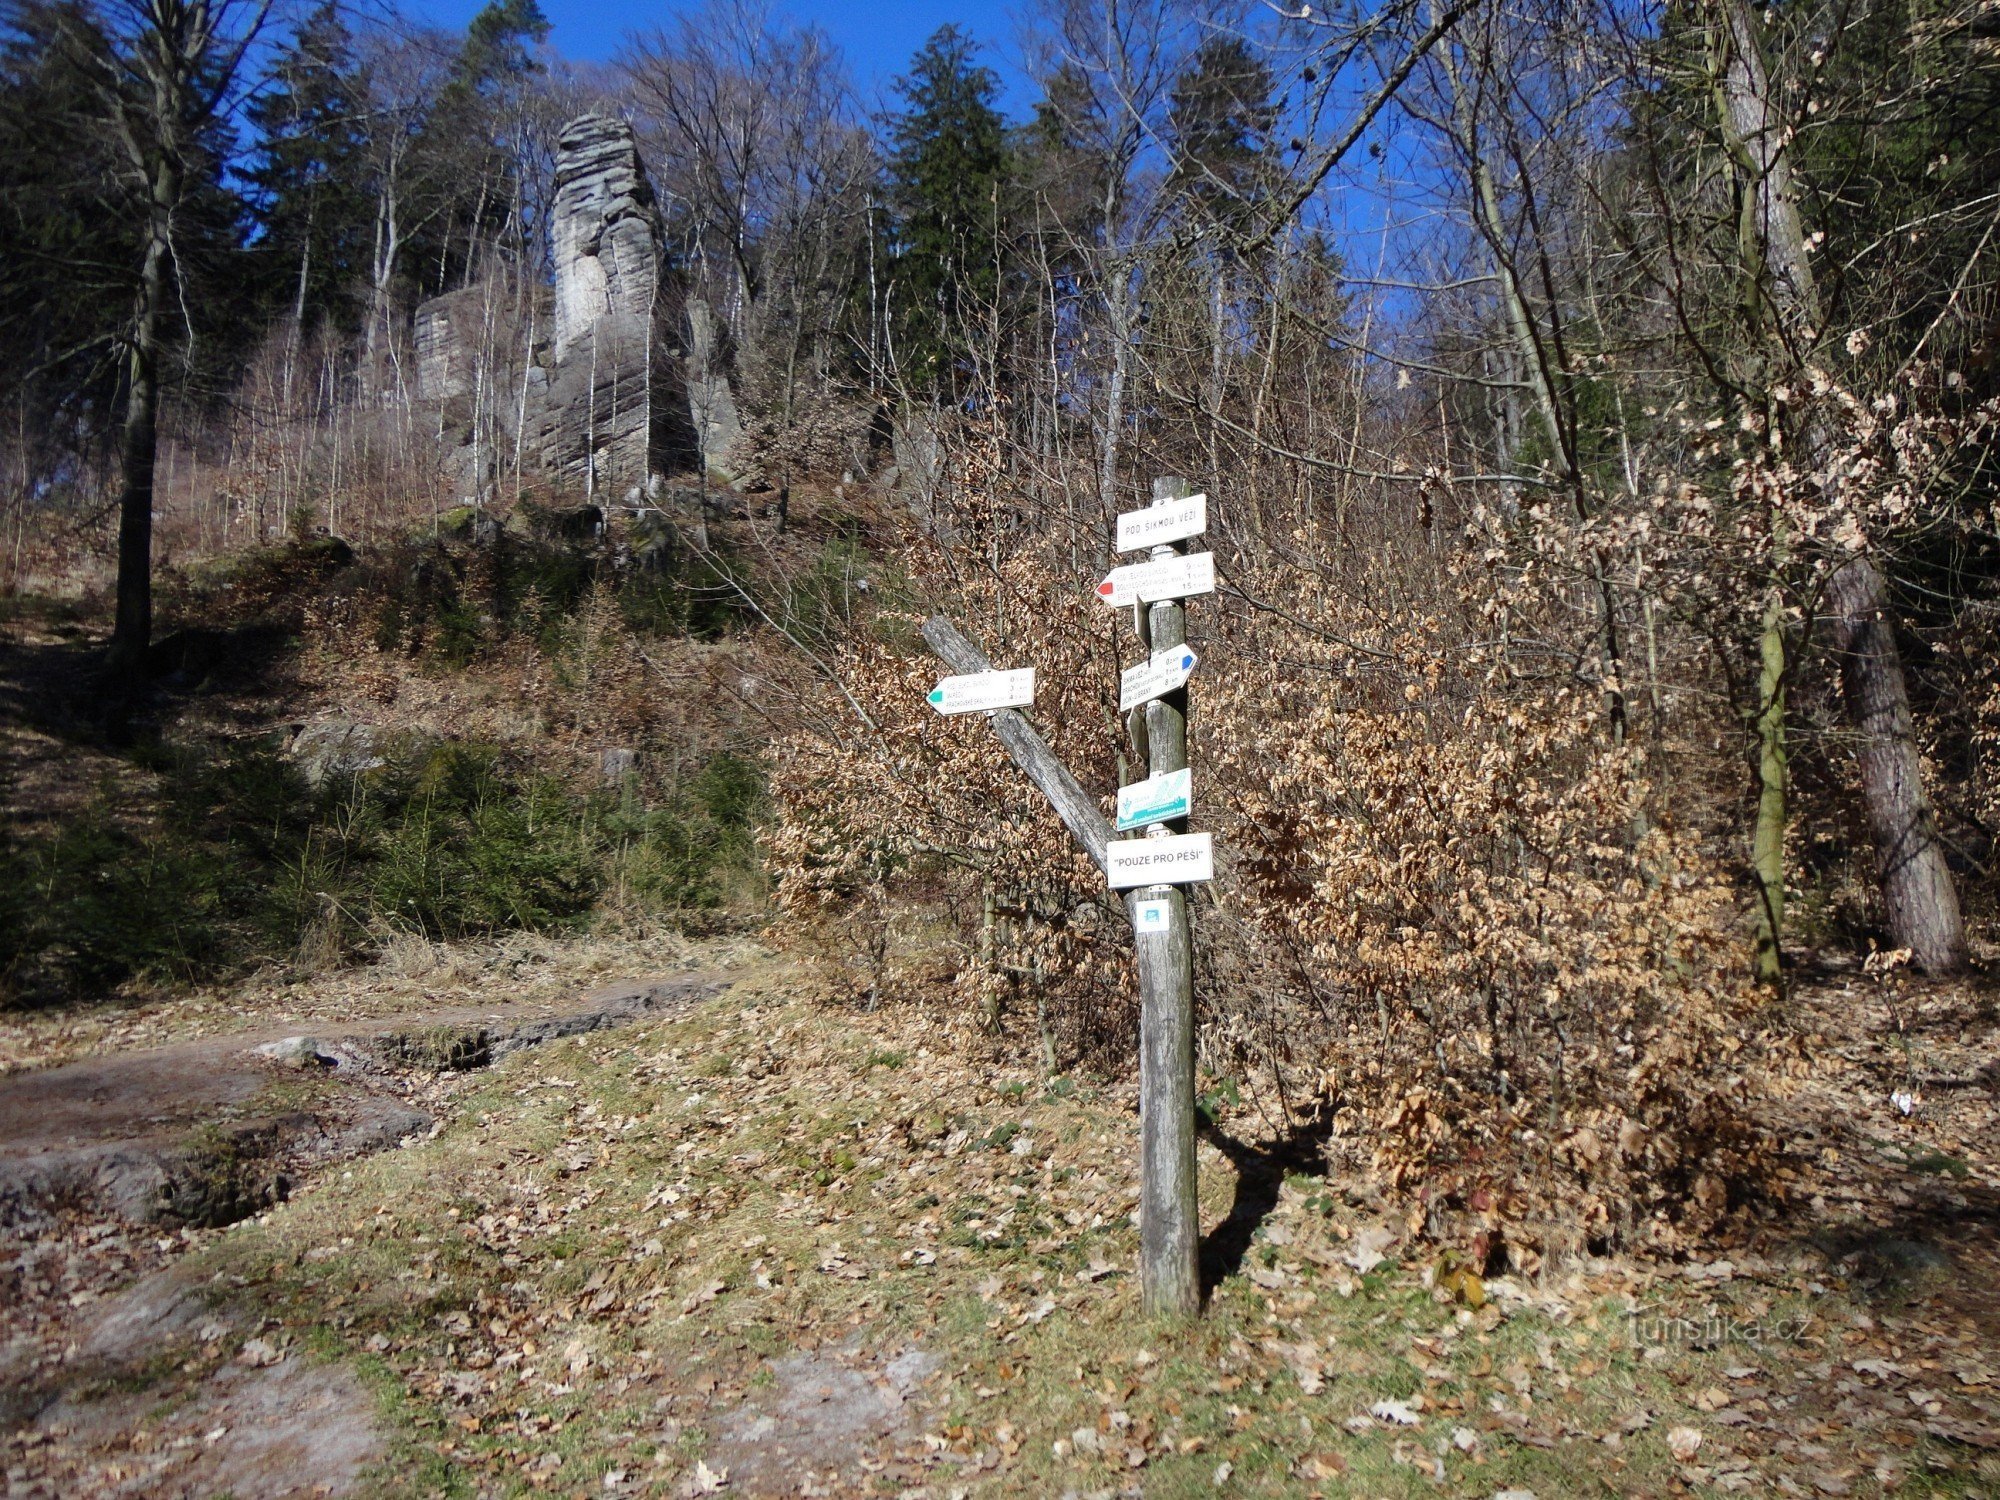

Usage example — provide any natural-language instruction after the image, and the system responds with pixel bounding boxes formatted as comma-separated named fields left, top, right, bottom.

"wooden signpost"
left=1114, top=477, right=1204, bottom=1317
left=920, top=476, right=1212, bottom=1318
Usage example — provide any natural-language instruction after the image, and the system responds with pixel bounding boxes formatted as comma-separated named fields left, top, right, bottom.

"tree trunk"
left=1709, top=0, right=1966, bottom=972
left=1823, top=557, right=1968, bottom=972
left=1751, top=593, right=1787, bottom=984
left=1096, top=271, right=1134, bottom=528
left=108, top=184, right=173, bottom=675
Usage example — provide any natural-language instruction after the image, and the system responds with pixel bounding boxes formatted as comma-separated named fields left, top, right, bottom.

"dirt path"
left=0, top=970, right=731, bottom=1499
left=0, top=972, right=730, bottom=1233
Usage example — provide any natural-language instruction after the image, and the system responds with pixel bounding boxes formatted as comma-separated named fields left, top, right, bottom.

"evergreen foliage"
left=1165, top=35, right=1281, bottom=235
left=884, top=24, right=1009, bottom=392
left=242, top=0, right=370, bottom=332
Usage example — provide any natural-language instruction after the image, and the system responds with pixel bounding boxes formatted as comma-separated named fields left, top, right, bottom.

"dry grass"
left=10, top=949, right=1976, bottom=1499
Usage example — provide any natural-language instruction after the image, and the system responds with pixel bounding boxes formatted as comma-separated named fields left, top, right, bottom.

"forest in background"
left=4, top=0, right=2000, bottom=1258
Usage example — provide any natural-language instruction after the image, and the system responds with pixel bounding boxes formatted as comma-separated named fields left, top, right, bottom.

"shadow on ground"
left=1199, top=1113, right=1334, bottom=1299
left=0, top=620, right=298, bottom=753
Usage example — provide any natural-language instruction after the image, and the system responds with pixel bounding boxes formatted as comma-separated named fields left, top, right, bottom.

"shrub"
left=0, top=732, right=767, bottom=1006
left=766, top=534, right=1781, bottom=1253
left=359, top=744, right=603, bottom=938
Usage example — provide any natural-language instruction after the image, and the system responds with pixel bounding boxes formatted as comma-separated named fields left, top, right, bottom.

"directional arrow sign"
left=927, top=667, right=1035, bottom=715
left=1119, top=646, right=1198, bottom=712
left=1116, top=767, right=1191, bottom=831
left=1106, top=832, right=1214, bottom=889
left=1116, top=492, right=1207, bottom=553
left=1096, top=552, right=1216, bottom=608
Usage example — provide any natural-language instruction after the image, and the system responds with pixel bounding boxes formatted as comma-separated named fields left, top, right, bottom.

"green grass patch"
left=0, top=733, right=765, bottom=1006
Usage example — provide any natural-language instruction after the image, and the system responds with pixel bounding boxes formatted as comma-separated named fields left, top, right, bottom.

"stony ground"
left=2, top=933, right=1998, bottom=1500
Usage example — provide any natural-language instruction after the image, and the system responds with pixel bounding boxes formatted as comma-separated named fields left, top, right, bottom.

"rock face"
left=538, top=113, right=665, bottom=495
left=410, top=281, right=531, bottom=504
left=413, top=295, right=469, bottom=403
left=548, top=115, right=661, bottom=362
left=412, top=112, right=753, bottom=499
left=684, top=295, right=741, bottom=474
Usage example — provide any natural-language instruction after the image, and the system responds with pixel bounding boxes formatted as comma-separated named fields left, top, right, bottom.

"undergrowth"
left=0, top=737, right=764, bottom=1007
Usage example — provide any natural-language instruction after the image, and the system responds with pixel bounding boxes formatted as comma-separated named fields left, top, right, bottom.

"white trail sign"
left=1119, top=646, right=1197, bottom=712
left=927, top=668, right=1036, bottom=715
left=1096, top=553, right=1215, bottom=608
left=1106, top=832, right=1214, bottom=889
left=1115, top=492, right=1207, bottom=552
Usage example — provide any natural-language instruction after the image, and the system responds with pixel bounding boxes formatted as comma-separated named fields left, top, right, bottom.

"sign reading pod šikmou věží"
left=1115, top=492, right=1207, bottom=553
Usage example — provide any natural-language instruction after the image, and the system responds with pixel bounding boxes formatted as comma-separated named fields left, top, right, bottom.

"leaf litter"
left=1, top=946, right=1997, bottom=1496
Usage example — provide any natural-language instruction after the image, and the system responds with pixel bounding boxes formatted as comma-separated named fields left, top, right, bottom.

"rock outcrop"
left=538, top=113, right=666, bottom=494
left=685, top=295, right=741, bottom=474
left=412, top=112, right=752, bottom=501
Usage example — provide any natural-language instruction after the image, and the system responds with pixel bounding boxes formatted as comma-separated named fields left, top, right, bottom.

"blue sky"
left=407, top=0, right=1039, bottom=117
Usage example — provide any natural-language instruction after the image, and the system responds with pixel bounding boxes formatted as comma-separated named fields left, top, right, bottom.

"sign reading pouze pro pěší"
left=1105, top=832, right=1214, bottom=889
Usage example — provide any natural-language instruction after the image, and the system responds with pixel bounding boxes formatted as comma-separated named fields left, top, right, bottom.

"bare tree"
left=1703, top=0, right=1967, bottom=973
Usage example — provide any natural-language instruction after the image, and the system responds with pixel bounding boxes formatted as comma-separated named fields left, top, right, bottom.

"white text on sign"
left=1119, top=646, right=1197, bottom=712
left=1096, top=553, right=1216, bottom=608
left=927, top=668, right=1036, bottom=715
left=1116, top=767, right=1192, bottom=831
left=1115, top=492, right=1207, bottom=553
left=1106, top=832, right=1215, bottom=889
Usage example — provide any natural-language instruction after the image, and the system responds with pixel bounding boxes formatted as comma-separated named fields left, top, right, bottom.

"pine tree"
left=1165, top=35, right=1280, bottom=238
left=885, top=25, right=1008, bottom=393
left=244, top=0, right=368, bottom=331
left=407, top=0, right=549, bottom=296
left=0, top=0, right=134, bottom=455
left=456, top=0, right=548, bottom=91
left=1019, top=60, right=1109, bottom=250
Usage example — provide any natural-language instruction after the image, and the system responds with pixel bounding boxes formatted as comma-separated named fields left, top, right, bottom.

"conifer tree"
left=885, top=24, right=1007, bottom=393
left=1165, top=34, right=1280, bottom=237
left=406, top=0, right=549, bottom=297
left=244, top=0, right=368, bottom=331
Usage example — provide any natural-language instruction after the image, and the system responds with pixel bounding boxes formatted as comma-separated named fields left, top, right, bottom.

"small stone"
left=255, top=1036, right=330, bottom=1069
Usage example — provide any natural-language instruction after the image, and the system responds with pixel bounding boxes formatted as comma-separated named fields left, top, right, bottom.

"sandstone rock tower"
left=539, top=113, right=664, bottom=495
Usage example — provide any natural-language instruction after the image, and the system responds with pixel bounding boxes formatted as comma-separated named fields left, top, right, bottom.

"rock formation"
left=684, top=296, right=741, bottom=475
left=538, top=113, right=665, bottom=495
left=412, top=112, right=750, bottom=501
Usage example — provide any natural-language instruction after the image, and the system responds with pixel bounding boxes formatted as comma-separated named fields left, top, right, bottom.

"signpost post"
left=1115, top=477, right=1203, bottom=1317
left=919, top=475, right=1212, bottom=1319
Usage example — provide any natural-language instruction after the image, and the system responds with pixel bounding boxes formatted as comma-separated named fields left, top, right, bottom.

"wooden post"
left=1130, top=476, right=1199, bottom=1317
left=921, top=472, right=1209, bottom=1318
